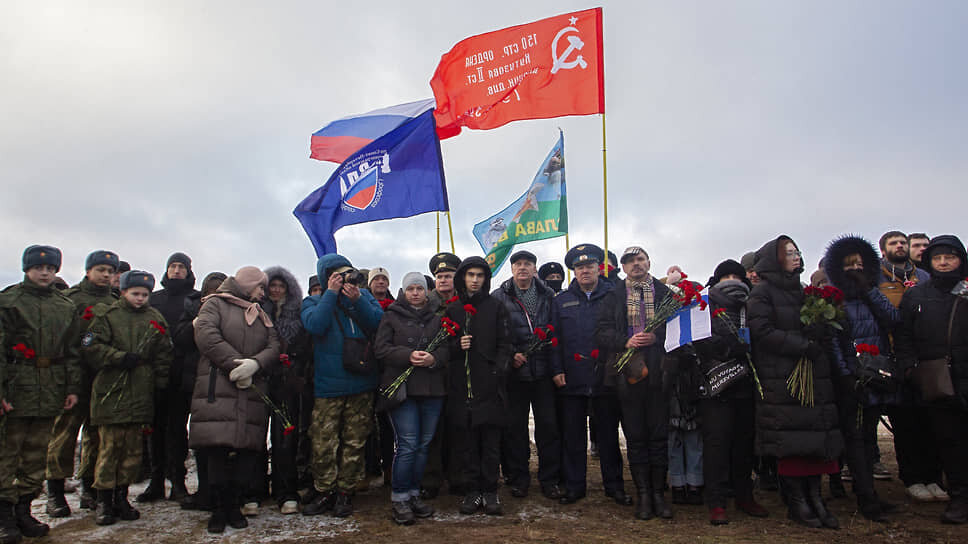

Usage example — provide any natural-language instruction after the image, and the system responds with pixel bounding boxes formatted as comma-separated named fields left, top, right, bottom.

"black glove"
left=120, top=352, right=141, bottom=369
left=803, top=324, right=825, bottom=342
left=805, top=342, right=825, bottom=362
left=837, top=374, right=859, bottom=394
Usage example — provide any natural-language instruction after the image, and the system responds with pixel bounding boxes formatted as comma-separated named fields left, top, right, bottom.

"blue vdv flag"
left=294, top=109, right=449, bottom=256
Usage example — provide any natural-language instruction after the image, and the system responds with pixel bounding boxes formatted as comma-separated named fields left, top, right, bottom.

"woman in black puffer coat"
left=748, top=235, right=843, bottom=530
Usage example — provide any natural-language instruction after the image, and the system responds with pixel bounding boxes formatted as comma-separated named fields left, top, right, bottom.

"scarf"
left=880, top=258, right=916, bottom=283
left=626, top=276, right=655, bottom=335
left=202, top=293, right=274, bottom=327
left=514, top=281, right=539, bottom=320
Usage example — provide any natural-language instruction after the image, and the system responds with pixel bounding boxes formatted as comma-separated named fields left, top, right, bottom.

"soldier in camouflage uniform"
left=0, top=245, right=81, bottom=544
left=83, top=270, right=171, bottom=526
left=45, top=250, right=119, bottom=517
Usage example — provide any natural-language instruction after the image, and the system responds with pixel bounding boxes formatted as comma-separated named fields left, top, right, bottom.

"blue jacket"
left=829, top=287, right=901, bottom=406
left=550, top=278, right=613, bottom=396
left=300, top=254, right=383, bottom=398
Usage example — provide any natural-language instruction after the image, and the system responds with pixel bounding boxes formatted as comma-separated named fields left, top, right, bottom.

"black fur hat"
left=823, top=234, right=880, bottom=291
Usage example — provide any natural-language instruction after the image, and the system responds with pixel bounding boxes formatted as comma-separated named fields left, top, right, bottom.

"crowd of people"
left=0, top=228, right=966, bottom=541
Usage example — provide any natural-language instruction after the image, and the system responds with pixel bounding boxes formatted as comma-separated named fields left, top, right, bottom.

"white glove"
left=229, top=358, right=259, bottom=382
left=235, top=376, right=253, bottom=389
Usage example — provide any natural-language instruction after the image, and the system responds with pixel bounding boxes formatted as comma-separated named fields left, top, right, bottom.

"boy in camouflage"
left=0, top=245, right=81, bottom=544
left=45, top=250, right=120, bottom=517
left=82, top=270, right=171, bottom=526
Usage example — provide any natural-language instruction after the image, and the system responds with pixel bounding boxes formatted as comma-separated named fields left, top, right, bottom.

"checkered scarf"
left=626, top=276, right=655, bottom=335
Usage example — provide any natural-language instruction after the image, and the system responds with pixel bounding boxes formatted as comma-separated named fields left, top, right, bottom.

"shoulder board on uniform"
left=63, top=286, right=82, bottom=297
left=93, top=302, right=115, bottom=317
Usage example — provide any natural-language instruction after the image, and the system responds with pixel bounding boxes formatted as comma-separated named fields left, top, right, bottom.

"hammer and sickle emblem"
left=551, top=26, right=588, bottom=74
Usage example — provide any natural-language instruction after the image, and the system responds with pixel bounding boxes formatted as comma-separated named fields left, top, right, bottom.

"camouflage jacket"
left=0, top=279, right=82, bottom=418
left=83, top=297, right=172, bottom=425
left=63, top=278, right=117, bottom=399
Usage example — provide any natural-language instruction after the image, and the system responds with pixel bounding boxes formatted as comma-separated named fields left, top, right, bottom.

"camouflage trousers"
left=93, top=424, right=143, bottom=490
left=45, top=399, right=98, bottom=480
left=0, top=417, right=55, bottom=503
left=310, top=391, right=374, bottom=492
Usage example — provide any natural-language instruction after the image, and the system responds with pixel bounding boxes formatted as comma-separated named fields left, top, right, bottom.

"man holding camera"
left=300, top=254, right=383, bottom=518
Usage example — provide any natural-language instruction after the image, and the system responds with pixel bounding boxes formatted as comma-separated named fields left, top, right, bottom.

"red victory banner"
left=431, top=7, right=604, bottom=137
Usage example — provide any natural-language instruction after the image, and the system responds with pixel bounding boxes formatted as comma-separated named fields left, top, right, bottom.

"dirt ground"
left=32, top=427, right=968, bottom=544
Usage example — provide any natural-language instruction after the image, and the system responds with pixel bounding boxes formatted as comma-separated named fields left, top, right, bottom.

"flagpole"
left=446, top=211, right=456, bottom=253
left=436, top=212, right=441, bottom=253
left=565, top=233, right=572, bottom=285
left=601, top=113, right=609, bottom=261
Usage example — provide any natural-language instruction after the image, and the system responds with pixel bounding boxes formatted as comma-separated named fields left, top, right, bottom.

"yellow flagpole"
left=565, top=233, right=572, bottom=285
left=446, top=211, right=456, bottom=253
left=601, top=113, right=609, bottom=261
left=436, top=212, right=441, bottom=253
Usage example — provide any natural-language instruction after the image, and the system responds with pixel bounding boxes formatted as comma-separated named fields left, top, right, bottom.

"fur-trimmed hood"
left=823, top=234, right=880, bottom=294
left=261, top=265, right=304, bottom=343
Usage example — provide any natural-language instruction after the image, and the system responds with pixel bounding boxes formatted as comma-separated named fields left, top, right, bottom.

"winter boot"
left=94, top=489, right=116, bottom=526
left=482, top=492, right=503, bottom=516
left=0, top=501, right=22, bottom=544
left=781, top=476, right=821, bottom=529
left=45, top=479, right=70, bottom=518
left=12, top=496, right=47, bottom=538
left=941, top=491, right=968, bottom=525
left=858, top=494, right=888, bottom=522
left=670, top=486, right=687, bottom=505
left=630, top=464, right=653, bottom=520
left=206, top=486, right=226, bottom=534
left=828, top=472, right=847, bottom=499
left=136, top=474, right=165, bottom=503
left=806, top=475, right=839, bottom=529
left=114, top=487, right=140, bottom=521
left=168, top=479, right=188, bottom=502
left=651, top=466, right=673, bottom=519
left=391, top=500, right=415, bottom=525
left=302, top=489, right=335, bottom=516
left=223, top=486, right=248, bottom=529
left=332, top=491, right=354, bottom=518
left=686, top=485, right=704, bottom=505
left=79, top=478, right=96, bottom=510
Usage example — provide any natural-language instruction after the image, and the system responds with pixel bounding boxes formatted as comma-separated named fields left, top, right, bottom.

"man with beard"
left=909, top=233, right=931, bottom=274
left=596, top=246, right=674, bottom=521
left=878, top=231, right=929, bottom=307
left=141, top=252, right=200, bottom=502
left=895, top=235, right=968, bottom=524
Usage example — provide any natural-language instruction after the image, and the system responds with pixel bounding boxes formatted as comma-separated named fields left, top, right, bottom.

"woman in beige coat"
left=190, top=266, right=280, bottom=534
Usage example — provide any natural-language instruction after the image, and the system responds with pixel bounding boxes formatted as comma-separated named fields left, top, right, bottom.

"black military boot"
left=169, top=479, right=188, bottom=502
left=332, top=491, right=354, bottom=518
left=630, top=464, right=653, bottom=520
left=223, top=486, right=247, bottom=529
left=79, top=478, right=96, bottom=510
left=114, top=487, right=140, bottom=521
left=136, top=474, right=165, bottom=503
left=781, top=476, right=821, bottom=528
left=94, top=489, right=116, bottom=526
left=0, top=500, right=22, bottom=544
left=13, top=496, right=48, bottom=538
left=806, top=475, right=839, bottom=529
left=45, top=480, right=70, bottom=518
left=650, top=466, right=673, bottom=519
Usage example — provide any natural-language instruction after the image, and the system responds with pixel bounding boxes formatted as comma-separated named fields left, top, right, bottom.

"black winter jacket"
left=492, top=277, right=555, bottom=381
left=748, top=235, right=843, bottom=460
left=595, top=276, right=672, bottom=389
left=375, top=299, right=448, bottom=398
left=151, top=276, right=199, bottom=391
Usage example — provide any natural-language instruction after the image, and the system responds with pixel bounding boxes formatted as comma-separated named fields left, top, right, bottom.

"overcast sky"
left=2, top=1, right=965, bottom=292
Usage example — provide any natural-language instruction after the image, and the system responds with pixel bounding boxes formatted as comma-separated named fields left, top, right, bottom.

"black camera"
left=340, top=269, right=367, bottom=286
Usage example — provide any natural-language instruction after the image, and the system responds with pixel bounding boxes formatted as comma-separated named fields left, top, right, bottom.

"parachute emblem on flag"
left=338, top=150, right=391, bottom=212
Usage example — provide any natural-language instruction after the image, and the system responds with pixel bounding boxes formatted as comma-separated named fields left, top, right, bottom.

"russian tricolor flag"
left=310, top=98, right=435, bottom=163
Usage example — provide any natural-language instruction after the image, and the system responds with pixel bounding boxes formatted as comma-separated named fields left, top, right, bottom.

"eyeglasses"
left=785, top=250, right=802, bottom=258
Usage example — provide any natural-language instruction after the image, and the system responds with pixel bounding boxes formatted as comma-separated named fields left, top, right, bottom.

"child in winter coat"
left=83, top=270, right=171, bottom=526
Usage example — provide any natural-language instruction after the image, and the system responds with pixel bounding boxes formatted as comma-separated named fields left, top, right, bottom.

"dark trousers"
left=885, top=404, right=943, bottom=486
left=149, top=389, right=191, bottom=484
left=559, top=394, right=625, bottom=494
left=501, top=378, right=561, bottom=489
left=698, top=395, right=755, bottom=508
left=269, top=389, right=300, bottom=502
left=454, top=424, right=501, bottom=493
left=838, top=398, right=879, bottom=503
left=204, top=447, right=258, bottom=501
left=616, top=380, right=669, bottom=467
left=929, top=404, right=968, bottom=496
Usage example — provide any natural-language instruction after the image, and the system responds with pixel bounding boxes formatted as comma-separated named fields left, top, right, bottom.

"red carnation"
left=463, top=304, right=478, bottom=316
left=545, top=324, right=555, bottom=333
left=283, top=425, right=296, bottom=436
left=279, top=354, right=291, bottom=367
left=712, top=308, right=726, bottom=318
left=445, top=296, right=459, bottom=304
left=82, top=306, right=94, bottom=321
left=903, top=280, right=916, bottom=288
left=379, top=298, right=394, bottom=311
left=24, top=348, right=35, bottom=359
left=574, top=353, right=583, bottom=362
left=590, top=349, right=600, bottom=359
left=870, top=345, right=880, bottom=356
left=679, top=272, right=688, bottom=280
left=535, top=328, right=547, bottom=340
left=149, top=320, right=166, bottom=335
left=698, top=300, right=708, bottom=311
left=550, top=338, right=559, bottom=347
